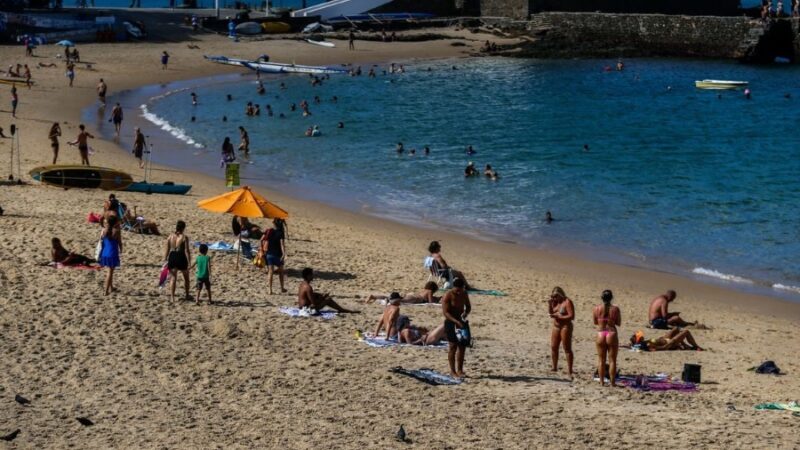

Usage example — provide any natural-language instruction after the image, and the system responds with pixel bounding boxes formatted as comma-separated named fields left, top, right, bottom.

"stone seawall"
left=495, top=12, right=767, bottom=59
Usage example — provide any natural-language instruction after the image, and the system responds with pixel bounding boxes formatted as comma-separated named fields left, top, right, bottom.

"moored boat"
left=695, top=80, right=749, bottom=90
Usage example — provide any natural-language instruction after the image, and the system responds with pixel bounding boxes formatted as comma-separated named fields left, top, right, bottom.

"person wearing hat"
left=132, top=127, right=146, bottom=168
left=464, top=162, right=478, bottom=177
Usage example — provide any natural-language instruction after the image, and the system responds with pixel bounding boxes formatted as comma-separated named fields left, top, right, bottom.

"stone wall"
left=517, top=12, right=760, bottom=58
left=481, top=0, right=531, bottom=18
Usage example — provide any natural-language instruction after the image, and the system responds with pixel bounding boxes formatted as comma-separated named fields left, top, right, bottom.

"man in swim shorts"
left=298, top=268, right=357, bottom=314
left=442, top=278, right=471, bottom=378
left=648, top=290, right=693, bottom=329
left=69, top=124, right=94, bottom=166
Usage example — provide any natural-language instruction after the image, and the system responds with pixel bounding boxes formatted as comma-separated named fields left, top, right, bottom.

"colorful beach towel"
left=593, top=374, right=697, bottom=392
left=48, top=262, right=100, bottom=270
left=755, top=401, right=800, bottom=412
left=467, top=289, right=507, bottom=297
left=194, top=241, right=235, bottom=251
left=361, top=333, right=446, bottom=349
left=157, top=263, right=169, bottom=289
left=377, top=299, right=439, bottom=307
left=389, top=367, right=463, bottom=386
left=279, top=306, right=337, bottom=320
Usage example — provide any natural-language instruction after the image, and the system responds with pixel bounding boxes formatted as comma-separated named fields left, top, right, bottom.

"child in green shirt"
left=192, top=244, right=212, bottom=304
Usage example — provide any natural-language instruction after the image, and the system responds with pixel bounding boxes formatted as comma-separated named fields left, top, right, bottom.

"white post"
left=215, top=0, right=220, bottom=18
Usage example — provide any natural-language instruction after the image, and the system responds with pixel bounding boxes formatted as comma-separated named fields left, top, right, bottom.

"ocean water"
left=122, top=57, right=800, bottom=296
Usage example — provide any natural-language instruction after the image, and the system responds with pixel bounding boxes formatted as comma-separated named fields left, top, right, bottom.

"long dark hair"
left=601, top=289, right=613, bottom=319
left=274, top=218, right=287, bottom=239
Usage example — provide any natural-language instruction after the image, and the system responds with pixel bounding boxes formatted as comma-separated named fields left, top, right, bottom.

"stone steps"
left=735, top=21, right=767, bottom=59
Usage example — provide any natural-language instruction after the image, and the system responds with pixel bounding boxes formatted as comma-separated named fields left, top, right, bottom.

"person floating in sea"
left=443, top=278, right=471, bottom=378
left=256, top=81, right=265, bottom=95
left=226, top=94, right=232, bottom=101
left=464, top=162, right=478, bottom=177
left=245, top=102, right=254, bottom=116
left=616, top=60, right=625, bottom=71
left=253, top=104, right=260, bottom=116
left=337, top=121, right=344, bottom=129
left=483, top=164, right=499, bottom=180
left=396, top=142, right=404, bottom=154
left=744, top=88, right=752, bottom=100
left=69, top=124, right=94, bottom=166
left=545, top=211, right=554, bottom=223
left=238, top=126, right=249, bottom=156
left=583, top=144, right=590, bottom=152
left=305, top=125, right=321, bottom=137
left=221, top=137, right=235, bottom=165
left=424, top=146, right=430, bottom=155
left=48, top=122, right=61, bottom=164
left=132, top=127, right=146, bottom=168
left=191, top=92, right=197, bottom=106
left=648, top=290, right=695, bottom=329
left=466, top=145, right=476, bottom=155
left=548, top=287, right=575, bottom=379
left=266, top=104, right=273, bottom=117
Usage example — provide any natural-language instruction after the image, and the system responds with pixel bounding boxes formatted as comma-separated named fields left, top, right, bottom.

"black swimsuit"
left=167, top=235, right=188, bottom=271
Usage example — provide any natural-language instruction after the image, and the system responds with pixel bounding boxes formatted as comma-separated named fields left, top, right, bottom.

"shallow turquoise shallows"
left=136, top=57, right=800, bottom=296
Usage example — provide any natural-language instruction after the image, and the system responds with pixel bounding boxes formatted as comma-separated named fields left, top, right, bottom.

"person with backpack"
left=260, top=218, right=286, bottom=294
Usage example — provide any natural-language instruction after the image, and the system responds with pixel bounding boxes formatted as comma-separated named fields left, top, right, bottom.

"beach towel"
left=467, top=289, right=507, bottom=297
left=279, top=306, right=337, bottom=320
left=361, top=333, right=447, bottom=349
left=194, top=241, right=235, bottom=251
left=755, top=401, right=800, bottom=412
left=593, top=374, right=697, bottom=392
left=48, top=262, right=100, bottom=270
left=158, top=263, right=169, bottom=288
left=389, top=367, right=463, bottom=386
left=377, top=299, right=439, bottom=306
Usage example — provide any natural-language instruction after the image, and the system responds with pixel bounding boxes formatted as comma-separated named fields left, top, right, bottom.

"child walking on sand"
left=192, top=243, right=212, bottom=305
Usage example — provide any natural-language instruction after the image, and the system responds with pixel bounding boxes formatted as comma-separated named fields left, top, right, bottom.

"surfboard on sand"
left=29, top=165, right=134, bottom=190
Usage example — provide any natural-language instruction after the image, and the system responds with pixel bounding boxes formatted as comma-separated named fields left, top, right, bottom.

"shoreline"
left=100, top=67, right=800, bottom=306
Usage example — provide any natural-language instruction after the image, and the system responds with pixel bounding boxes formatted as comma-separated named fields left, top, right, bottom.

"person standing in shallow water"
left=161, top=51, right=170, bottom=70
left=110, top=102, right=123, bottom=135
left=548, top=287, right=574, bottom=379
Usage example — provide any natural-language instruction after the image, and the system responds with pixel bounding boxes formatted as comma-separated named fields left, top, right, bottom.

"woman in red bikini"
left=593, top=289, right=621, bottom=387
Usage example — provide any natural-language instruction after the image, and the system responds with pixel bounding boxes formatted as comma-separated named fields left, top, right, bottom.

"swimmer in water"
left=464, top=162, right=478, bottom=177
left=238, top=126, right=249, bottom=156
left=583, top=144, right=589, bottom=152
left=424, top=146, right=430, bottom=155
left=332, top=96, right=338, bottom=103
left=314, top=95, right=320, bottom=104
left=545, top=211, right=554, bottom=223
left=191, top=92, right=197, bottom=106
left=266, top=104, right=273, bottom=117
left=396, top=142, right=404, bottom=154
left=280, top=82, right=286, bottom=90
left=245, top=102, right=254, bottom=116
left=257, top=81, right=265, bottom=95
left=744, top=88, right=751, bottom=99
left=290, top=103, right=296, bottom=112
left=253, top=104, right=260, bottom=116
left=279, top=113, right=286, bottom=119
left=337, top=122, right=344, bottom=128
left=222, top=116, right=228, bottom=122
left=484, top=164, right=499, bottom=180
left=409, top=148, right=416, bottom=156
left=466, top=145, right=476, bottom=155
left=226, top=94, right=232, bottom=101
left=616, top=60, right=624, bottom=71
left=191, top=116, right=196, bottom=122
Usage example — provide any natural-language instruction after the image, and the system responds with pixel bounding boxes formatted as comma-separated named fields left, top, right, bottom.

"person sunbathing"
left=648, top=290, right=694, bottom=329
left=121, top=205, right=161, bottom=235
left=298, top=267, right=357, bottom=313
left=51, top=237, right=94, bottom=266
left=634, top=328, right=703, bottom=351
left=365, top=282, right=440, bottom=304
left=399, top=323, right=446, bottom=345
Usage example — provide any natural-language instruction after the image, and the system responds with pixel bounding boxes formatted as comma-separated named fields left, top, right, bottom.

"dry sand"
left=1, top=13, right=799, bottom=449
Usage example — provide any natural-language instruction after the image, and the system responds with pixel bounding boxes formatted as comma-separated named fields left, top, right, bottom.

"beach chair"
left=424, top=256, right=453, bottom=287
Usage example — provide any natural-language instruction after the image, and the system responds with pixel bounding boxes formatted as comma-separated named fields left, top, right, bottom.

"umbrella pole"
left=237, top=234, right=241, bottom=270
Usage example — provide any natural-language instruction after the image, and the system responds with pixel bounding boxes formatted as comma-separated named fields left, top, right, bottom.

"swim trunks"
left=444, top=320, right=459, bottom=344
left=196, top=277, right=210, bottom=290
left=650, top=317, right=669, bottom=330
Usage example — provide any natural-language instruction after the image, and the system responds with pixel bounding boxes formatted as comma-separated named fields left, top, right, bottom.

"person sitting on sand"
left=51, top=237, right=95, bottom=266
left=298, top=267, right=357, bottom=313
left=365, top=281, right=440, bottom=304
left=399, top=323, right=446, bottom=345
left=428, top=240, right=470, bottom=289
left=373, top=293, right=409, bottom=339
left=648, top=290, right=693, bottom=329
left=632, top=328, right=703, bottom=351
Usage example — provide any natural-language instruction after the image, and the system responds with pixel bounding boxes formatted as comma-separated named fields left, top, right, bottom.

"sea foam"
left=692, top=267, right=753, bottom=284
left=140, top=104, right=205, bottom=149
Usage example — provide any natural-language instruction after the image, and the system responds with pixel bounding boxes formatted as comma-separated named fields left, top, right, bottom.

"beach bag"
left=252, top=252, right=265, bottom=268
left=456, top=320, right=472, bottom=348
left=158, top=263, right=169, bottom=288
left=755, top=361, right=781, bottom=375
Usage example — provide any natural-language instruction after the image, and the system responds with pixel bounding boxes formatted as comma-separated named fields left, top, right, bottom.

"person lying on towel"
left=631, top=328, right=703, bottom=351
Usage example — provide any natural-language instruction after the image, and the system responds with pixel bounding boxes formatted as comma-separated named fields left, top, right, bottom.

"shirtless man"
left=69, top=124, right=94, bottom=166
left=373, top=294, right=405, bottom=338
left=297, top=268, right=357, bottom=313
left=365, top=281, right=440, bottom=305
left=97, top=78, right=107, bottom=104
left=648, top=290, right=693, bottom=329
left=442, top=278, right=471, bottom=378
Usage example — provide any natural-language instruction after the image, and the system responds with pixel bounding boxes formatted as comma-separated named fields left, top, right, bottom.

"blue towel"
left=390, top=367, right=463, bottom=385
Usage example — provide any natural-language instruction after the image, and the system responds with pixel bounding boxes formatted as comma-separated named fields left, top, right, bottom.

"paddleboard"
left=306, top=39, right=335, bottom=48
left=236, top=22, right=262, bottom=35
left=30, top=165, right=133, bottom=190
left=261, top=21, right=291, bottom=34
left=0, top=78, right=30, bottom=86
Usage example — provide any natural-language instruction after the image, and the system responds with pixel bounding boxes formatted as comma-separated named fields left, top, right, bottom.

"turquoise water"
left=130, top=57, right=800, bottom=295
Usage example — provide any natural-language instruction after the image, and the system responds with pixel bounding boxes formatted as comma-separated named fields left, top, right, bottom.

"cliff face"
left=488, top=12, right=785, bottom=60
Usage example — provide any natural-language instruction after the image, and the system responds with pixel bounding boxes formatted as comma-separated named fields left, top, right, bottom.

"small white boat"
left=306, top=38, right=335, bottom=48
left=695, top=80, right=749, bottom=90
left=205, top=55, right=346, bottom=74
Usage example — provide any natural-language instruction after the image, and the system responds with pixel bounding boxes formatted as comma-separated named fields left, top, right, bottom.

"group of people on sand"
left=548, top=287, right=703, bottom=386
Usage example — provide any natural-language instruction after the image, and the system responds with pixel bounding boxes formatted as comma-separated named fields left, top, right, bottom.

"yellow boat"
left=261, top=21, right=291, bottom=34
left=29, top=165, right=133, bottom=191
left=695, top=80, right=749, bottom=90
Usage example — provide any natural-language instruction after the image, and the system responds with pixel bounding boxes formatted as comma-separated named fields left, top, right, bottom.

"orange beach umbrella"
left=197, top=186, right=288, bottom=220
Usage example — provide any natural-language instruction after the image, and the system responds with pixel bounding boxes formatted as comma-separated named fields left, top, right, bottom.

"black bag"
left=682, top=363, right=702, bottom=383
left=755, top=360, right=781, bottom=375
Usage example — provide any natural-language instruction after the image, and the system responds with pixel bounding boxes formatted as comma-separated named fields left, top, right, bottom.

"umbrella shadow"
left=285, top=268, right=356, bottom=281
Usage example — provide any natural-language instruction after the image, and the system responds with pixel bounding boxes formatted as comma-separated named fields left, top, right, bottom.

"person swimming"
left=226, top=94, right=233, bottom=101
left=583, top=144, right=590, bottom=152
left=424, top=146, right=430, bottom=155
left=466, top=145, right=476, bottom=155
left=483, top=164, right=498, bottom=180
left=545, top=211, right=554, bottom=223
left=256, top=81, right=265, bottom=95
left=396, top=142, right=404, bottom=154
left=464, top=162, right=478, bottom=177
left=337, top=122, right=344, bottom=128
left=190, top=92, right=197, bottom=106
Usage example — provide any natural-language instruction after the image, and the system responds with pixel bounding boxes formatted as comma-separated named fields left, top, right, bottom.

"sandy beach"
left=1, top=12, right=799, bottom=448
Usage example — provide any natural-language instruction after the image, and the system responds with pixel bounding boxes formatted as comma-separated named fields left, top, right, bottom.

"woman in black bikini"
left=164, top=220, right=191, bottom=303
left=548, top=286, right=574, bottom=379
